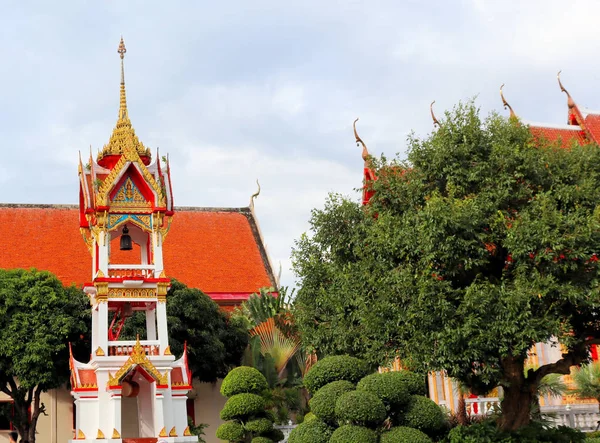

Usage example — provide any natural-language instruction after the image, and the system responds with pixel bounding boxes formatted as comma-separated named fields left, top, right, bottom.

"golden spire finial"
left=118, top=37, right=128, bottom=121
left=97, top=37, right=151, bottom=164
left=500, top=84, right=517, bottom=119
left=557, top=71, right=575, bottom=109
left=353, top=118, right=370, bottom=165
left=430, top=101, right=441, bottom=128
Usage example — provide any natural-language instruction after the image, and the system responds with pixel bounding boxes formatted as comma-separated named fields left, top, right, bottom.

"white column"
left=91, top=306, right=98, bottom=355
left=109, top=392, right=122, bottom=439
left=156, top=302, right=169, bottom=352
left=97, top=302, right=109, bottom=356
left=153, top=231, right=164, bottom=276
left=154, top=390, right=166, bottom=437
left=172, top=394, right=189, bottom=438
left=98, top=231, right=109, bottom=276
left=146, top=308, right=157, bottom=341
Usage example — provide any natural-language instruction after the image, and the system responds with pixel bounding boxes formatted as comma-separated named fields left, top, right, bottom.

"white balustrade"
left=107, top=340, right=160, bottom=356
left=107, top=264, right=156, bottom=278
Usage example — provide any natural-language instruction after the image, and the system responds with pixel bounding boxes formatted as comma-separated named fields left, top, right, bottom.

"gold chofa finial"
left=353, top=118, right=370, bottom=166
left=557, top=71, right=575, bottom=109
left=430, top=101, right=441, bottom=128
left=500, top=84, right=517, bottom=119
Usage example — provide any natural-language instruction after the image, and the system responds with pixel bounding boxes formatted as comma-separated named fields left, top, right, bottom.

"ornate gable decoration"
left=111, top=177, right=151, bottom=211
left=107, top=336, right=168, bottom=387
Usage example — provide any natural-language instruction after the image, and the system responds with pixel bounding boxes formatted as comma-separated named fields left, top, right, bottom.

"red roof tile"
left=584, top=114, right=600, bottom=144
left=0, top=205, right=275, bottom=300
left=529, top=125, right=587, bottom=148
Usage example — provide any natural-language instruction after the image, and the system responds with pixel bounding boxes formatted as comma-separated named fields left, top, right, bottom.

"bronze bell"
left=120, top=226, right=133, bottom=251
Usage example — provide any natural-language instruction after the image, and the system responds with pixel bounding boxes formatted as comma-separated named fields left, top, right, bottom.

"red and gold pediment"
left=110, top=176, right=152, bottom=211
left=107, top=337, right=168, bottom=387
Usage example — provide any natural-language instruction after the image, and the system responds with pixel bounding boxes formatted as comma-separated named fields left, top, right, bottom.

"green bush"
left=303, top=355, right=369, bottom=394
left=447, top=421, right=585, bottom=443
left=303, top=412, right=316, bottom=423
left=287, top=419, right=333, bottom=443
left=357, top=372, right=410, bottom=408
left=309, top=380, right=355, bottom=423
left=215, top=421, right=245, bottom=442
left=389, top=370, right=427, bottom=396
left=330, top=424, right=378, bottom=443
left=245, top=417, right=273, bottom=434
left=587, top=438, right=600, bottom=443
left=334, top=390, right=386, bottom=427
left=399, top=395, right=444, bottom=435
left=588, top=431, right=600, bottom=438
left=251, top=438, right=273, bottom=443
left=221, top=366, right=269, bottom=397
left=220, top=393, right=266, bottom=420
left=380, top=426, right=433, bottom=443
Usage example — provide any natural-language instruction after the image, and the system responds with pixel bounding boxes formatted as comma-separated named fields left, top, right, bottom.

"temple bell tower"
left=69, top=38, right=196, bottom=443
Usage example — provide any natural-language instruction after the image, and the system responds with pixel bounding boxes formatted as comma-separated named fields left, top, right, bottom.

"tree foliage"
left=292, top=101, right=600, bottom=430
left=0, top=269, right=89, bottom=443
left=122, top=279, right=248, bottom=382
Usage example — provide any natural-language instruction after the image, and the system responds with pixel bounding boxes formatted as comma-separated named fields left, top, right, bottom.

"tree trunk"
left=457, top=395, right=468, bottom=425
left=498, top=356, right=534, bottom=432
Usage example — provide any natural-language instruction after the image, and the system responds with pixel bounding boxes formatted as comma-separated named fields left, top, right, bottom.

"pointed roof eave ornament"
left=249, top=179, right=260, bottom=209
left=557, top=70, right=576, bottom=110
left=353, top=118, right=370, bottom=167
left=500, top=84, right=517, bottom=120
left=430, top=101, right=441, bottom=128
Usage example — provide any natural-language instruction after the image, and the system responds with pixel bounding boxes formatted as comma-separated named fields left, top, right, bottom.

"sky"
left=1, top=0, right=600, bottom=288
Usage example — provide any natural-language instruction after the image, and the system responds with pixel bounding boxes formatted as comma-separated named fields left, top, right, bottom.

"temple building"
left=0, top=40, right=277, bottom=443
left=358, top=74, right=600, bottom=417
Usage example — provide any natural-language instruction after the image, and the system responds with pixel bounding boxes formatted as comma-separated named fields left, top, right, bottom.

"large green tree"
left=292, top=102, right=600, bottom=431
left=123, top=279, right=248, bottom=382
left=0, top=269, right=89, bottom=443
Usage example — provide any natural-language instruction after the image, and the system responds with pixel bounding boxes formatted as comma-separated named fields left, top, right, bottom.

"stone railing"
left=465, top=397, right=501, bottom=416
left=541, top=405, right=600, bottom=432
left=107, top=340, right=160, bottom=356
left=274, top=423, right=297, bottom=443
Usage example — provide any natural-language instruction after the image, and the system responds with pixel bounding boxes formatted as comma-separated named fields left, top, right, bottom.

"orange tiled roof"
left=0, top=205, right=276, bottom=304
left=528, top=125, right=587, bottom=148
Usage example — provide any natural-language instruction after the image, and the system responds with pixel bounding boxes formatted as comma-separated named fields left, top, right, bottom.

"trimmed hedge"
left=357, top=372, right=410, bottom=408
left=334, top=390, right=387, bottom=427
left=303, top=412, right=316, bottom=423
left=390, top=370, right=427, bottom=396
left=330, top=425, right=378, bottom=443
left=288, top=419, right=333, bottom=443
left=220, top=393, right=266, bottom=420
left=309, top=380, right=355, bottom=423
left=221, top=366, right=269, bottom=397
left=251, top=438, right=273, bottom=443
left=215, top=421, right=245, bottom=442
left=380, top=426, right=433, bottom=443
left=303, top=356, right=369, bottom=394
left=399, top=395, right=444, bottom=435
left=245, top=417, right=273, bottom=434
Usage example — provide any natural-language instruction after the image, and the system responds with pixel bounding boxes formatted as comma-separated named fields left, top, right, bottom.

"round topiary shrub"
left=390, top=370, right=426, bottom=396
left=380, top=426, right=433, bottom=443
left=288, top=419, right=333, bottom=443
left=399, top=395, right=445, bottom=435
left=330, top=424, right=378, bottom=443
left=357, top=372, right=410, bottom=408
left=220, top=393, right=266, bottom=421
left=303, top=355, right=369, bottom=394
left=245, top=417, right=273, bottom=434
left=251, top=437, right=273, bottom=443
left=216, top=421, right=245, bottom=442
left=334, top=390, right=387, bottom=427
left=303, top=412, right=316, bottom=423
left=309, top=380, right=355, bottom=423
left=221, top=366, right=269, bottom=397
